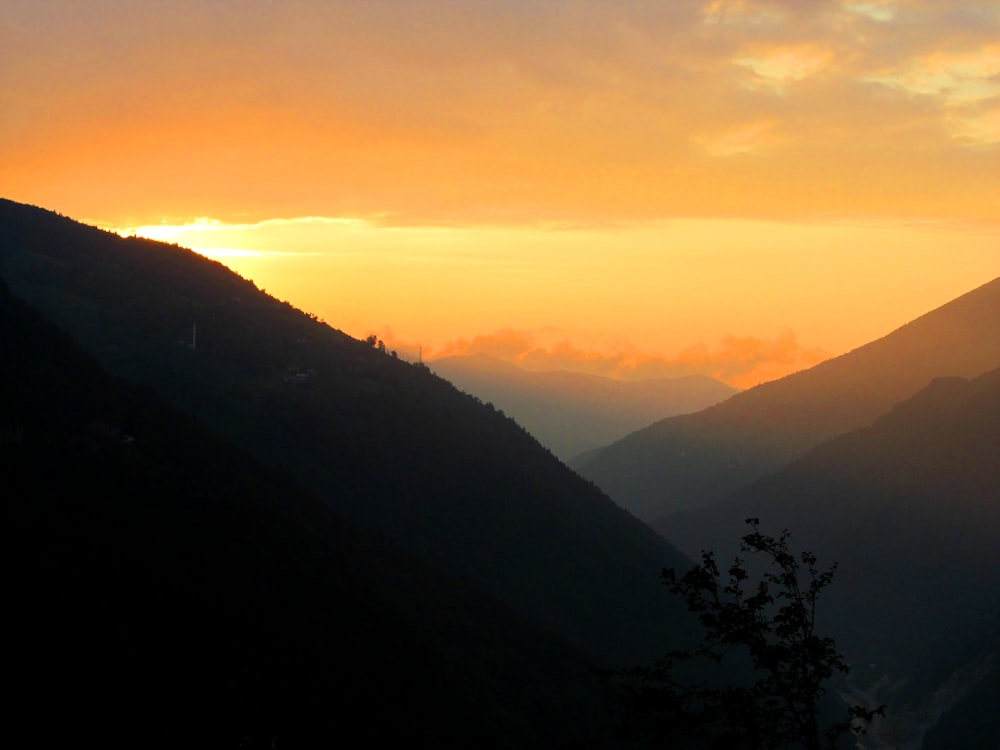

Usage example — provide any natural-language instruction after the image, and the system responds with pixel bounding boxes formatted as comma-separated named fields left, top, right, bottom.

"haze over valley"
left=427, top=353, right=737, bottom=461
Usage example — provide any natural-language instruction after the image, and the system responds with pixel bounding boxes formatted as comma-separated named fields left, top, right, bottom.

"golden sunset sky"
left=2, top=0, right=998, bottom=387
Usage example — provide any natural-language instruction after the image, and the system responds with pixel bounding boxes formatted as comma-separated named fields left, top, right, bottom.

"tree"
left=602, top=519, right=884, bottom=749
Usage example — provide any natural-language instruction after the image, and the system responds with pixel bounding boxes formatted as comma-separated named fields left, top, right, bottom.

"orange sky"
left=2, top=1, right=998, bottom=387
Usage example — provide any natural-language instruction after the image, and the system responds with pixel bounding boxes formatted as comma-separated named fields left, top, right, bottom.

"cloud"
left=734, top=45, right=834, bottom=91
left=948, top=102, right=1000, bottom=146
left=425, top=328, right=830, bottom=389
left=113, top=215, right=374, bottom=241
left=843, top=3, right=896, bottom=23
left=702, top=0, right=785, bottom=27
left=435, top=329, right=539, bottom=361
left=865, top=46, right=1000, bottom=104
left=693, top=119, right=779, bottom=156
left=4, top=0, right=1000, bottom=226
left=863, top=44, right=1000, bottom=143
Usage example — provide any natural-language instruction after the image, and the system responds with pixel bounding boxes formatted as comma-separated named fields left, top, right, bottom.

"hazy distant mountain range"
left=575, top=276, right=1000, bottom=521
left=429, top=352, right=737, bottom=461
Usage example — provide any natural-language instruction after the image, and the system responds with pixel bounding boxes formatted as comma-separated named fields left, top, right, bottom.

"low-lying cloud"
left=411, top=328, right=830, bottom=389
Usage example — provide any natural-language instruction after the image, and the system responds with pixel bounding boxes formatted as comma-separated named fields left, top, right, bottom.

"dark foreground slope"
left=661, top=369, right=1000, bottom=747
left=3, top=280, right=623, bottom=748
left=0, top=198, right=692, bottom=672
left=576, top=278, right=1000, bottom=522
left=921, top=630, right=1000, bottom=750
left=430, top=353, right=736, bottom=462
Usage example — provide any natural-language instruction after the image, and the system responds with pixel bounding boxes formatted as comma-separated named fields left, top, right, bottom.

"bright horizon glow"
left=102, top=214, right=999, bottom=389
left=3, top=0, right=998, bottom=388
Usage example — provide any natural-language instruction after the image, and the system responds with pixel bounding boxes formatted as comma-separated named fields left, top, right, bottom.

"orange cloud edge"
left=377, top=327, right=830, bottom=391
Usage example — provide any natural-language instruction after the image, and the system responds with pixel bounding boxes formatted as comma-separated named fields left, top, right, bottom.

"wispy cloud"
left=865, top=46, right=1000, bottom=103
left=863, top=44, right=1000, bottom=143
left=735, top=45, right=834, bottom=91
left=112, top=215, right=374, bottom=242
left=421, top=328, right=830, bottom=389
left=948, top=102, right=1000, bottom=146
left=693, top=120, right=779, bottom=156
left=102, top=216, right=380, bottom=259
left=7, top=0, right=999, bottom=226
left=843, top=2, right=897, bottom=23
left=702, top=0, right=785, bottom=28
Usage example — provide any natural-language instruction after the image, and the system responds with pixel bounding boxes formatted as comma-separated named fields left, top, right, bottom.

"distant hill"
left=0, top=197, right=694, bottom=679
left=429, top=352, right=737, bottom=461
left=576, top=276, right=1000, bottom=522
left=659, top=368, right=1000, bottom=747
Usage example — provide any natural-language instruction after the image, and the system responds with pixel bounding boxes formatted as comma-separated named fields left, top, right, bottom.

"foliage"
left=603, top=518, right=884, bottom=749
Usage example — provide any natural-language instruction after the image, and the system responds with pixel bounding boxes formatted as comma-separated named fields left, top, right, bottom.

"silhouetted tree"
left=602, top=519, right=883, bottom=749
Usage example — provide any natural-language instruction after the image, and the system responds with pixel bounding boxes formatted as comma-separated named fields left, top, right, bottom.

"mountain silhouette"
left=0, top=198, right=696, bottom=687
left=4, top=275, right=643, bottom=747
left=576, top=277, right=1000, bottom=522
left=430, top=352, right=737, bottom=461
left=659, top=367, right=1000, bottom=746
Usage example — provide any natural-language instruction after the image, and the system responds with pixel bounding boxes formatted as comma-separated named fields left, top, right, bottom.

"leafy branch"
left=601, top=518, right=885, bottom=749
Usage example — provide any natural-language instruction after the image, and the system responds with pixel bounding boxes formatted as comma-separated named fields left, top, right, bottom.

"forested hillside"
left=0, top=199, right=708, bottom=747
left=3, top=279, right=626, bottom=747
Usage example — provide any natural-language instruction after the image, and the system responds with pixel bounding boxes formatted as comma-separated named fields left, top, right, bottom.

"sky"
left=2, top=0, right=998, bottom=388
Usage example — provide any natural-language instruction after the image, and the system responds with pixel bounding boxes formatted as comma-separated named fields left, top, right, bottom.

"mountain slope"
left=0, top=197, right=693, bottom=670
left=429, top=353, right=737, bottom=461
left=658, top=367, right=1000, bottom=747
left=3, top=278, right=626, bottom=748
left=921, top=633, right=1000, bottom=750
left=576, top=277, right=1000, bottom=521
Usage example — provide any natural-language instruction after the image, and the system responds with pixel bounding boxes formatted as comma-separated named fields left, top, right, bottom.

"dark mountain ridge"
left=0, top=197, right=693, bottom=672
left=4, top=278, right=620, bottom=747
left=658, top=367, right=1000, bottom=748
left=429, top=352, right=737, bottom=461
left=576, top=276, right=1000, bottom=522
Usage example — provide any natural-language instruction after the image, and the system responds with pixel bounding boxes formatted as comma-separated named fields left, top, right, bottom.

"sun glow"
left=98, top=213, right=1000, bottom=388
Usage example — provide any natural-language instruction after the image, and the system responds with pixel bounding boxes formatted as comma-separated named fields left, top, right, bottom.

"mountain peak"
left=577, top=275, right=1000, bottom=520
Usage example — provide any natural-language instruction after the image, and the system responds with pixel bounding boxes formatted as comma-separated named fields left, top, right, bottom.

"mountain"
left=0, top=198, right=694, bottom=676
left=4, top=278, right=624, bottom=747
left=429, top=353, right=737, bottom=461
left=658, top=368, right=1000, bottom=747
left=575, top=277, right=1000, bottom=522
